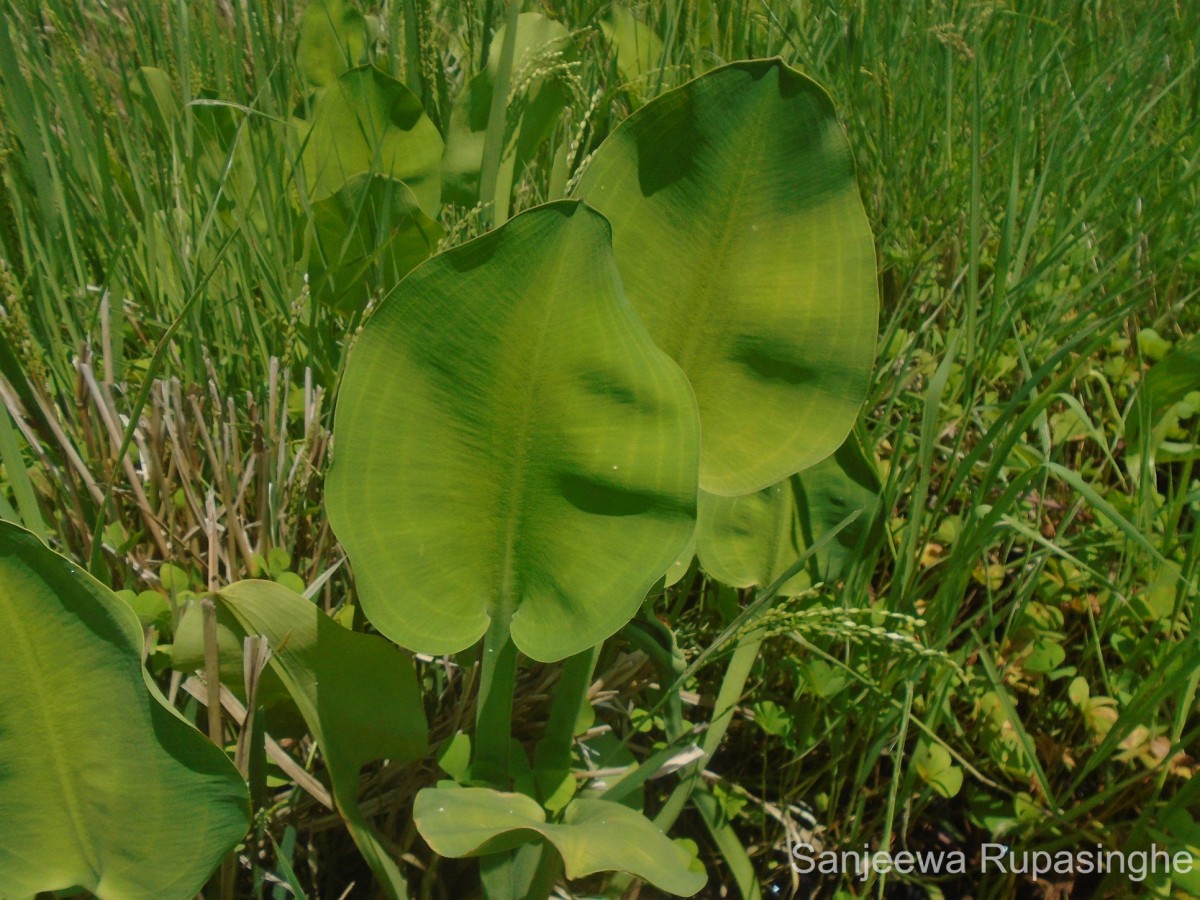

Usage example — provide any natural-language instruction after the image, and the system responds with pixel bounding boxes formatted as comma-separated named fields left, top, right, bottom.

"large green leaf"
left=300, top=64, right=443, bottom=212
left=177, top=580, right=427, bottom=899
left=441, top=13, right=574, bottom=207
left=414, top=786, right=706, bottom=896
left=697, top=434, right=881, bottom=593
left=297, top=0, right=369, bottom=88
left=327, top=201, right=699, bottom=662
left=0, top=521, right=249, bottom=899
left=307, top=173, right=443, bottom=312
left=599, top=6, right=665, bottom=98
left=573, top=59, right=877, bottom=496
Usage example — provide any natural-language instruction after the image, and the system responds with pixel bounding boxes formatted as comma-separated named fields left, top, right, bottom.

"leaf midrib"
left=493, top=216, right=577, bottom=626
left=669, top=76, right=775, bottom=382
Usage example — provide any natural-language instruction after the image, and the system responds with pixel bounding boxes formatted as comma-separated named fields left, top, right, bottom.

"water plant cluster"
left=0, top=1, right=1197, bottom=897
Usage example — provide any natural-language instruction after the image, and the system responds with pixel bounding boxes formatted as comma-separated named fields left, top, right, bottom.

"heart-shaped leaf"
left=0, top=521, right=249, bottom=899
left=697, top=434, right=881, bottom=592
left=308, top=173, right=443, bottom=311
left=179, top=580, right=427, bottom=898
left=297, top=0, right=369, bottom=88
left=414, top=786, right=706, bottom=896
left=574, top=59, right=877, bottom=495
left=301, top=65, right=443, bottom=212
left=327, top=201, right=699, bottom=661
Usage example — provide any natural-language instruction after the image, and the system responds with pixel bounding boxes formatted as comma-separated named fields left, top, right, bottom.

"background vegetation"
left=1, top=0, right=1198, bottom=896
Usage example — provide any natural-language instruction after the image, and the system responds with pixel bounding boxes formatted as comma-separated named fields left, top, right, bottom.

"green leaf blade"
left=297, top=0, right=369, bottom=88
left=697, top=433, right=881, bottom=592
left=209, top=580, right=427, bottom=900
left=308, top=173, right=443, bottom=312
left=1126, top=333, right=1200, bottom=461
left=414, top=787, right=707, bottom=896
left=327, top=201, right=700, bottom=661
left=213, top=580, right=428, bottom=777
left=301, top=65, right=443, bottom=212
left=574, top=59, right=878, bottom=495
left=0, top=521, right=249, bottom=900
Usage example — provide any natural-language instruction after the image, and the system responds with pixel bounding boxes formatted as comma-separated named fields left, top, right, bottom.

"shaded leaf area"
left=300, top=64, right=443, bottom=211
left=175, top=580, right=427, bottom=899
left=0, top=520, right=249, bottom=900
left=414, top=786, right=706, bottom=896
left=327, top=201, right=699, bottom=661
left=697, top=433, right=882, bottom=593
left=308, top=173, right=443, bottom=312
left=575, top=58, right=877, bottom=496
left=1127, top=333, right=1200, bottom=462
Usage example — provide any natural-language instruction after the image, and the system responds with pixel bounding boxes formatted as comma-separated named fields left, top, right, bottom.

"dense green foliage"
left=0, top=0, right=1198, bottom=897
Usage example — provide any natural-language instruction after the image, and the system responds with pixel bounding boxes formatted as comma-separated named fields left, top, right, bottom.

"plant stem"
left=534, top=645, right=600, bottom=777
left=474, top=614, right=519, bottom=788
left=474, top=615, right=524, bottom=898
left=620, top=614, right=685, bottom=741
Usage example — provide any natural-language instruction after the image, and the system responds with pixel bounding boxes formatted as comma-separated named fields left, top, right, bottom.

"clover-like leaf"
left=327, top=202, right=699, bottom=661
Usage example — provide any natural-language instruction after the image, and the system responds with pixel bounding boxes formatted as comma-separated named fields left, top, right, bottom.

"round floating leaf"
left=574, top=59, right=877, bottom=495
left=0, top=521, right=249, bottom=899
left=414, top=786, right=707, bottom=895
left=301, top=65, right=443, bottom=212
left=697, top=434, right=881, bottom=593
left=327, top=202, right=699, bottom=662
